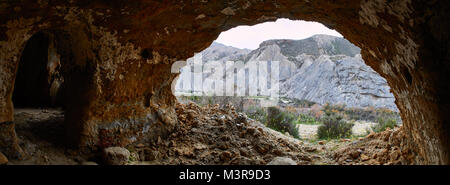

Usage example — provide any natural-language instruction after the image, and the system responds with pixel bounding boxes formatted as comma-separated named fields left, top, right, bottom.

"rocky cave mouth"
left=170, top=20, right=416, bottom=165
left=6, top=20, right=414, bottom=165
left=0, top=0, right=449, bottom=165
left=0, top=20, right=432, bottom=165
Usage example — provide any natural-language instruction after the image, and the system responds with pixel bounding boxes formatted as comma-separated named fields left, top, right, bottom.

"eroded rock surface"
left=0, top=0, right=449, bottom=164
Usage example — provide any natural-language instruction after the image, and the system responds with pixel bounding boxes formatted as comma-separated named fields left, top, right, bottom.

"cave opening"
left=173, top=19, right=405, bottom=164
left=13, top=31, right=65, bottom=109
left=10, top=31, right=69, bottom=163
left=0, top=0, right=447, bottom=166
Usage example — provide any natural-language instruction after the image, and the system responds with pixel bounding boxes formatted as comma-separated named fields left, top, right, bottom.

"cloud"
left=215, top=19, right=343, bottom=50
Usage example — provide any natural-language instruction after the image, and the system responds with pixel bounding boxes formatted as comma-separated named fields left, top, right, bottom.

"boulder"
left=0, top=152, right=8, bottom=165
left=267, top=157, right=296, bottom=165
left=103, top=147, right=130, bottom=165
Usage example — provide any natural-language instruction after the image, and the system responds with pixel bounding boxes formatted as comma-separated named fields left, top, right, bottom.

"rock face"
left=276, top=36, right=396, bottom=110
left=282, top=54, right=396, bottom=110
left=0, top=0, right=449, bottom=164
left=178, top=35, right=398, bottom=111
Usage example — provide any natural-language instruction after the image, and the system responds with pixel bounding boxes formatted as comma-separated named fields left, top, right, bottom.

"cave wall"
left=0, top=0, right=448, bottom=164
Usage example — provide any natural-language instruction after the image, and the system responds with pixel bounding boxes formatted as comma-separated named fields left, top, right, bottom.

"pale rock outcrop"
left=177, top=35, right=397, bottom=111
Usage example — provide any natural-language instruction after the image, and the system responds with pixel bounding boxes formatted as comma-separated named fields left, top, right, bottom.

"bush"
left=245, top=106, right=267, bottom=124
left=372, top=118, right=398, bottom=133
left=322, top=103, right=346, bottom=118
left=267, top=107, right=300, bottom=138
left=296, top=113, right=320, bottom=125
left=291, top=99, right=316, bottom=108
left=343, top=107, right=401, bottom=123
left=317, top=115, right=354, bottom=139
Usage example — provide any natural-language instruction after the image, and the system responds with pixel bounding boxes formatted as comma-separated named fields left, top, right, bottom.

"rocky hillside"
left=176, top=35, right=398, bottom=111
left=196, top=42, right=251, bottom=62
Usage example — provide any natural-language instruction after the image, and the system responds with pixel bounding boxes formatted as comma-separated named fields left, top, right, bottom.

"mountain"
left=176, top=35, right=398, bottom=111
left=194, top=42, right=251, bottom=62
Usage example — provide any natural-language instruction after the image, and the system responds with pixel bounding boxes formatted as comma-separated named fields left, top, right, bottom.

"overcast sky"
left=215, top=19, right=343, bottom=50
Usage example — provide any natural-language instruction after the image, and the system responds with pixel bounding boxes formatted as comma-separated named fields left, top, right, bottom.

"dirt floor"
left=9, top=109, right=84, bottom=165
left=6, top=103, right=417, bottom=165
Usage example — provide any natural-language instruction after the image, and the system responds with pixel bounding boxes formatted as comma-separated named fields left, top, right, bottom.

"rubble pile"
left=333, top=127, right=423, bottom=165
left=129, top=103, right=323, bottom=165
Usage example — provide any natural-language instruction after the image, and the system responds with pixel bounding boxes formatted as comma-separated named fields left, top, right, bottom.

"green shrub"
left=291, top=99, right=316, bottom=108
left=372, top=118, right=398, bottom=133
left=317, top=115, right=354, bottom=139
left=320, top=102, right=402, bottom=124
left=245, top=106, right=267, bottom=124
left=207, top=96, right=213, bottom=105
left=296, top=113, right=320, bottom=125
left=343, top=107, right=401, bottom=123
left=267, top=107, right=300, bottom=138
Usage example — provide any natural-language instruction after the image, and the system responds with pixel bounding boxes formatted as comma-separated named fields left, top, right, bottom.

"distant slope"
left=196, top=42, right=250, bottom=62
left=177, top=35, right=398, bottom=111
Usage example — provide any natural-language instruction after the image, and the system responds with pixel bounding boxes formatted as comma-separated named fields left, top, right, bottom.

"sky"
left=215, top=18, right=343, bottom=50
